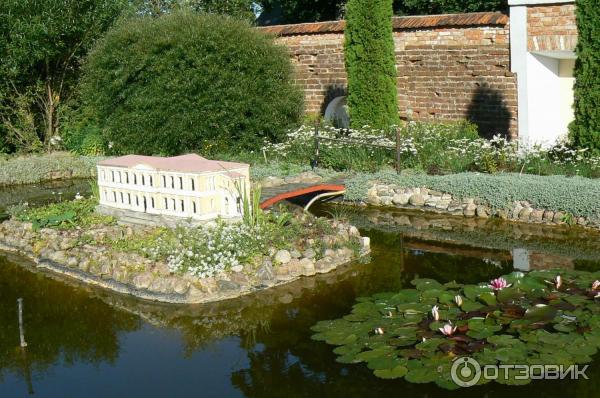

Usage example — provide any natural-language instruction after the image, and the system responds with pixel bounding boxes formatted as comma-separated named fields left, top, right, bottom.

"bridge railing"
left=312, top=126, right=403, bottom=173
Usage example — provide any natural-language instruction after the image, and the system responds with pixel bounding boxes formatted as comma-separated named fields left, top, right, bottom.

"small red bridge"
left=259, top=182, right=346, bottom=210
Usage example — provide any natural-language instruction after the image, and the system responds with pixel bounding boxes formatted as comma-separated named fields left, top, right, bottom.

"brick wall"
left=527, top=4, right=577, bottom=52
left=262, top=12, right=518, bottom=138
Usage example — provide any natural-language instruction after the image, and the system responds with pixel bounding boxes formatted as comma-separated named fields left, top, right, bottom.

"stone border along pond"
left=361, top=184, right=599, bottom=229
left=259, top=172, right=600, bottom=229
left=0, top=218, right=371, bottom=304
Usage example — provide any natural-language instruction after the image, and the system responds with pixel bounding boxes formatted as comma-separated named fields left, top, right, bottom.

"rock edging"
left=0, top=219, right=370, bottom=305
left=362, top=184, right=599, bottom=229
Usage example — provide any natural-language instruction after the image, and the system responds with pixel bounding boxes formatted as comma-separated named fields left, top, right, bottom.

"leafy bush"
left=12, top=197, right=114, bottom=230
left=79, top=11, right=303, bottom=156
left=570, top=0, right=600, bottom=153
left=345, top=0, right=399, bottom=129
left=0, top=152, right=103, bottom=186
left=345, top=170, right=600, bottom=220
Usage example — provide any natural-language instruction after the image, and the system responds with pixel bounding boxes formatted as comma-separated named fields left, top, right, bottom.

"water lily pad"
left=373, top=365, right=408, bottom=379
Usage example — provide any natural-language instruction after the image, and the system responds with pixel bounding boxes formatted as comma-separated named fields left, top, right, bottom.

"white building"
left=97, top=154, right=250, bottom=222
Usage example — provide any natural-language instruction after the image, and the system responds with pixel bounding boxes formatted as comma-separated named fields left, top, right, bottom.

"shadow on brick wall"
left=467, top=83, right=511, bottom=139
left=319, top=85, right=347, bottom=116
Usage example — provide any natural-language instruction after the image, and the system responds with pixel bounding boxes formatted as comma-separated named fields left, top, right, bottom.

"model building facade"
left=97, top=154, right=250, bottom=221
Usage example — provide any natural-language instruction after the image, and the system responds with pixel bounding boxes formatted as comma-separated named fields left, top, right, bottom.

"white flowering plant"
left=261, top=121, right=600, bottom=177
left=142, top=221, right=269, bottom=278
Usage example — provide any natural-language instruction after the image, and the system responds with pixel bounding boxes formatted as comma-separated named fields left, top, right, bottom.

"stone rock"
left=425, top=198, right=439, bottom=207
left=476, top=205, right=489, bottom=218
left=519, top=207, right=532, bottom=221
left=49, top=250, right=67, bottom=264
left=409, top=194, right=425, bottom=206
left=132, top=272, right=154, bottom=290
left=230, top=272, right=250, bottom=286
left=392, top=193, right=410, bottom=206
left=172, top=279, right=190, bottom=295
left=66, top=256, right=79, bottom=268
left=149, top=277, right=172, bottom=294
left=231, top=264, right=244, bottom=273
left=315, top=257, right=334, bottom=274
left=299, top=258, right=316, bottom=276
left=447, top=201, right=463, bottom=213
left=274, top=249, right=292, bottom=264
left=290, top=249, right=302, bottom=259
left=100, top=262, right=112, bottom=276
left=542, top=210, right=555, bottom=222
left=256, top=263, right=275, bottom=281
left=302, top=248, right=316, bottom=259
left=217, top=279, right=240, bottom=291
left=553, top=212, right=566, bottom=224
left=530, top=209, right=544, bottom=222
left=497, top=209, right=509, bottom=220
left=348, top=226, right=360, bottom=237
left=261, top=176, right=285, bottom=188
left=380, top=196, right=393, bottom=206
left=187, top=284, right=205, bottom=301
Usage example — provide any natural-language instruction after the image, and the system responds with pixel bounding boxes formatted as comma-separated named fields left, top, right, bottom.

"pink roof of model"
left=98, top=154, right=249, bottom=173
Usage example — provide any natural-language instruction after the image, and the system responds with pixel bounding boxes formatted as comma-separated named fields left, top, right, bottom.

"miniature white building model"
left=97, top=154, right=250, bottom=223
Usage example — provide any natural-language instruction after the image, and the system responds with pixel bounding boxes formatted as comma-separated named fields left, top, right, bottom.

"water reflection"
left=0, top=203, right=600, bottom=396
left=0, top=254, right=139, bottom=395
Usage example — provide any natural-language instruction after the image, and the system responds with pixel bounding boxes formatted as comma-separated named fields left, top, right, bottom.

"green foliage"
left=79, top=12, right=303, bottom=156
left=0, top=152, right=102, bottom=186
left=345, top=170, right=600, bottom=220
left=0, top=0, right=129, bottom=152
left=13, top=197, right=114, bottom=230
left=398, top=0, right=506, bottom=15
left=312, top=269, right=600, bottom=389
left=258, top=0, right=505, bottom=24
left=134, top=0, right=257, bottom=19
left=569, top=0, right=600, bottom=153
left=344, top=0, right=399, bottom=129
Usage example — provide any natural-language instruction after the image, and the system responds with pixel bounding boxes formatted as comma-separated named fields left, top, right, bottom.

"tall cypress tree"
left=344, top=0, right=399, bottom=129
left=570, top=0, right=600, bottom=153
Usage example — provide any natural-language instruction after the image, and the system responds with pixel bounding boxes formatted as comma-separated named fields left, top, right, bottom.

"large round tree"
left=79, top=12, right=303, bottom=155
left=570, top=0, right=600, bottom=153
left=344, top=0, right=399, bottom=129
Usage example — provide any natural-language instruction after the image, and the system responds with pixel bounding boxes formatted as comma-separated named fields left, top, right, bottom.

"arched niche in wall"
left=323, top=96, right=350, bottom=128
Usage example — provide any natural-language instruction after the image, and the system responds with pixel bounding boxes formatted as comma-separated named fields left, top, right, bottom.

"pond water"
left=1, top=191, right=600, bottom=397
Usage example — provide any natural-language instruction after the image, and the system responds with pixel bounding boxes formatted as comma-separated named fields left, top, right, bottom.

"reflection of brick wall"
left=528, top=4, right=577, bottom=52
left=262, top=13, right=518, bottom=138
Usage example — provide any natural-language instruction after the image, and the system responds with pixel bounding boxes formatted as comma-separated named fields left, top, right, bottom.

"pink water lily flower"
left=431, top=305, right=440, bottom=321
left=439, top=323, right=457, bottom=337
left=488, top=277, right=512, bottom=291
left=592, top=280, right=600, bottom=291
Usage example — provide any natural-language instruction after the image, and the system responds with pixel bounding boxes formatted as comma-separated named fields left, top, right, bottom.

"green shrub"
left=79, top=12, right=303, bottom=156
left=345, top=170, right=600, bottom=220
left=345, top=0, right=399, bottom=129
left=570, top=0, right=600, bottom=153
left=13, top=197, right=114, bottom=230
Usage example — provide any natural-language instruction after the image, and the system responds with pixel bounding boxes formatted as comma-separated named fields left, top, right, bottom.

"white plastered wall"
left=509, top=0, right=576, bottom=148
